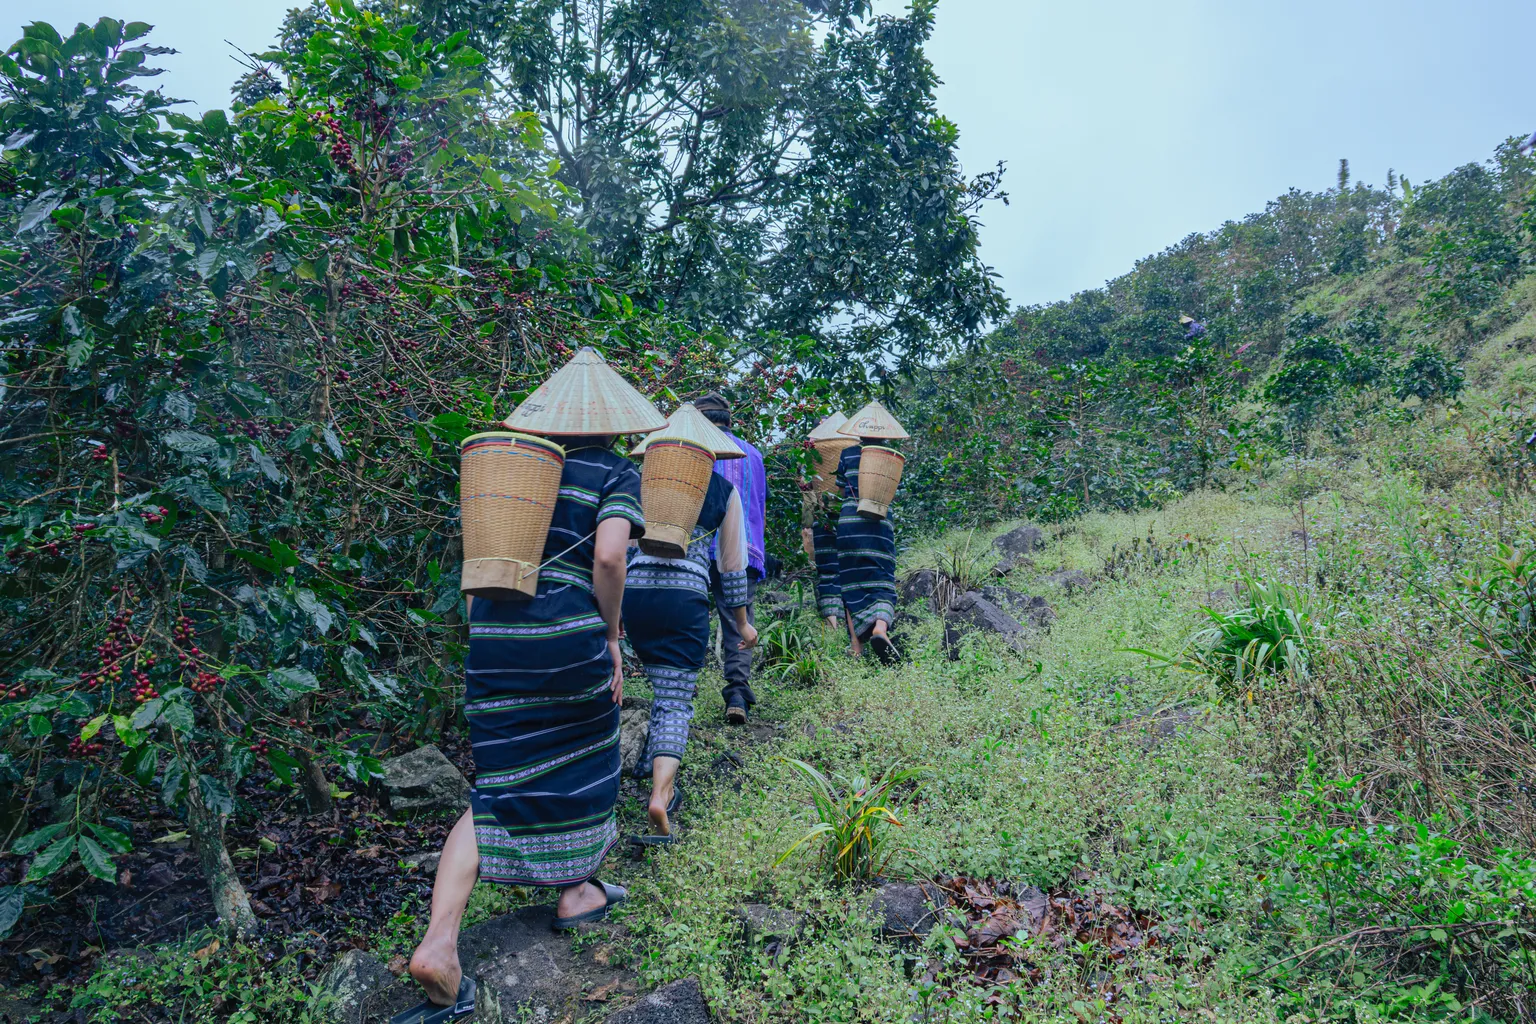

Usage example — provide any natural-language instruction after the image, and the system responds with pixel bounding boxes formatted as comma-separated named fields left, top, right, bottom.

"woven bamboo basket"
left=460, top=432, right=566, bottom=600
left=811, top=438, right=856, bottom=496
left=856, top=446, right=905, bottom=519
left=639, top=438, right=715, bottom=557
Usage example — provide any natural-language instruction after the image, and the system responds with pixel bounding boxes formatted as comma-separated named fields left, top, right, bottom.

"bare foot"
left=407, top=930, right=462, bottom=1006
left=555, top=881, right=607, bottom=920
left=648, top=785, right=673, bottom=836
left=872, top=620, right=889, bottom=639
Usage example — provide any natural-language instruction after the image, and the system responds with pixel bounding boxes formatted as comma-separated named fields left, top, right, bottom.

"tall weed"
left=775, top=760, right=927, bottom=883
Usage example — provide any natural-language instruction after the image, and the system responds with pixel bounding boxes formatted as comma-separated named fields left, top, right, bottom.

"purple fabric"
left=712, top=430, right=767, bottom=576
left=1184, top=320, right=1206, bottom=339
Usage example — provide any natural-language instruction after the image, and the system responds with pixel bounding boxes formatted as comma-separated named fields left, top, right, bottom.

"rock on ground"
left=378, top=745, right=470, bottom=816
left=944, top=592, right=1025, bottom=657
left=361, top=904, right=636, bottom=1023
left=1042, top=568, right=1092, bottom=595
left=619, top=705, right=650, bottom=777
left=321, top=949, right=395, bottom=1024
left=992, top=524, right=1044, bottom=575
left=871, top=881, right=949, bottom=938
left=402, top=850, right=440, bottom=876
left=605, top=978, right=714, bottom=1023
left=979, top=586, right=1056, bottom=629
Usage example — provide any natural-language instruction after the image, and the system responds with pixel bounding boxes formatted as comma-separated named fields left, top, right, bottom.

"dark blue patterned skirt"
left=464, top=584, right=619, bottom=887
left=811, top=520, right=843, bottom=619
left=835, top=500, right=896, bottom=639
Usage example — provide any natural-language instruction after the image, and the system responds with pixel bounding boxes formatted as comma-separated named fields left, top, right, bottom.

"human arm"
left=592, top=516, right=631, bottom=704
left=715, top=488, right=757, bottom=648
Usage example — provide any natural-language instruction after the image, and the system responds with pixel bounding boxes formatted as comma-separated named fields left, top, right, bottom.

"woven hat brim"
left=631, top=403, right=745, bottom=459
left=807, top=411, right=850, bottom=442
left=504, top=346, right=668, bottom=436
left=837, top=400, right=910, bottom=440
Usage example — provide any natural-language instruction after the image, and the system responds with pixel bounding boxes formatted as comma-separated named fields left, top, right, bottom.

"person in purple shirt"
left=693, top=393, right=766, bottom=724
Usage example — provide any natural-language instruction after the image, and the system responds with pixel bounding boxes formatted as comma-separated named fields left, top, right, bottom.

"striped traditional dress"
left=811, top=516, right=843, bottom=619
left=834, top=443, right=897, bottom=640
left=464, top=443, right=644, bottom=887
left=623, top=474, right=749, bottom=774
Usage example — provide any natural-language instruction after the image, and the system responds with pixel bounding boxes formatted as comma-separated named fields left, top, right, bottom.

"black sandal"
left=869, top=633, right=899, bottom=665
left=550, top=880, right=627, bottom=931
left=389, top=976, right=476, bottom=1024
left=627, top=833, right=680, bottom=847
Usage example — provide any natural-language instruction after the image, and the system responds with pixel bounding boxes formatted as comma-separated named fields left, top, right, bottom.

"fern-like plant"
left=1128, top=573, right=1322, bottom=698
left=774, top=759, right=927, bottom=882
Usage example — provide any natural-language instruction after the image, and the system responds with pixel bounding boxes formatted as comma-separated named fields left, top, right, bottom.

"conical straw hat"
left=631, top=403, right=746, bottom=459
left=504, top=346, right=668, bottom=436
left=838, top=400, right=909, bottom=440
left=807, top=411, right=850, bottom=442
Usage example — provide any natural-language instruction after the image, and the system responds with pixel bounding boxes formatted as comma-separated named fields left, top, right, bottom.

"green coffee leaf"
left=77, top=836, right=117, bottom=882
left=12, top=823, right=67, bottom=855
left=26, top=835, right=76, bottom=881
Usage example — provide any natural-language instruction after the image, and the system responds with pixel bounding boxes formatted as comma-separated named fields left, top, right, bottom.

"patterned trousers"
left=637, top=663, right=700, bottom=775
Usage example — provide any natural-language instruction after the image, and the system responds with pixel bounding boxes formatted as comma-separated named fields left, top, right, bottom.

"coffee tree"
left=0, top=4, right=783, bottom=939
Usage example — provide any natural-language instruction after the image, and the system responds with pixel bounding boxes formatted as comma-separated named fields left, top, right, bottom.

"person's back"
left=692, top=393, right=766, bottom=723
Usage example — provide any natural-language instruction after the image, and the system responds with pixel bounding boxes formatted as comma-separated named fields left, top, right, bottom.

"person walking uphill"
left=692, top=393, right=766, bottom=725
left=394, top=348, right=667, bottom=1024
left=623, top=405, right=759, bottom=844
left=805, top=411, right=852, bottom=629
left=834, top=400, right=908, bottom=663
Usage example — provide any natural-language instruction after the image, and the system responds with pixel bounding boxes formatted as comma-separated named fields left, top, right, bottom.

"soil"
left=0, top=731, right=474, bottom=1003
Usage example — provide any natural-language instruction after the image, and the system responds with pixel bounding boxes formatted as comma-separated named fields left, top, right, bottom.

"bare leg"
left=647, top=756, right=680, bottom=836
left=824, top=615, right=841, bottom=630
left=556, top=880, right=609, bottom=918
left=846, top=612, right=863, bottom=657
left=408, top=809, right=478, bottom=1005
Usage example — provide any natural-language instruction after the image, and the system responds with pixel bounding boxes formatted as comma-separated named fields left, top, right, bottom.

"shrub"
left=1130, top=573, right=1322, bottom=699
left=775, top=760, right=927, bottom=883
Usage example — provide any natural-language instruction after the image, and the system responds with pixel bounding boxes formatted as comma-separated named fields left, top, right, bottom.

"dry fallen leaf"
left=193, top=938, right=220, bottom=962
left=386, top=954, right=409, bottom=976
left=308, top=882, right=342, bottom=904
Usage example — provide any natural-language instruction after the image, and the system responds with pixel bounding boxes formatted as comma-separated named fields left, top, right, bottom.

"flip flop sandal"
left=627, top=833, right=681, bottom=847
left=389, top=976, right=476, bottom=1024
left=869, top=633, right=899, bottom=665
left=551, top=880, right=628, bottom=931
left=667, top=785, right=684, bottom=815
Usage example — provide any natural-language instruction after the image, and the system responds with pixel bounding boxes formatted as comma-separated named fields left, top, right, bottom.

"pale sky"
left=9, top=1, right=1533, bottom=309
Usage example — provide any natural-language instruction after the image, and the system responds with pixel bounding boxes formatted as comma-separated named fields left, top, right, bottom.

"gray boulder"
left=899, top=569, right=940, bottom=606
left=605, top=979, right=714, bottom=1024
left=619, top=706, right=650, bottom=776
left=947, top=592, right=1025, bottom=641
left=979, top=587, right=1056, bottom=629
left=379, top=745, right=470, bottom=816
left=402, top=851, right=440, bottom=876
left=735, top=904, right=805, bottom=944
left=320, top=949, right=394, bottom=1024
left=364, top=904, right=636, bottom=1023
left=871, top=881, right=949, bottom=938
left=1043, top=569, right=1092, bottom=595
left=992, top=524, right=1044, bottom=574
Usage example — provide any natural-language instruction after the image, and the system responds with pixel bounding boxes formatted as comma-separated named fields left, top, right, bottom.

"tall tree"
left=404, top=0, right=1008, bottom=380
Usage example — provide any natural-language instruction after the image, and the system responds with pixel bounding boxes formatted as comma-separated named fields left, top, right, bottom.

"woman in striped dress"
left=835, top=442, right=897, bottom=659
left=624, top=471, right=756, bottom=842
left=398, top=348, right=663, bottom=1024
left=802, top=503, right=844, bottom=628
left=833, top=401, right=908, bottom=663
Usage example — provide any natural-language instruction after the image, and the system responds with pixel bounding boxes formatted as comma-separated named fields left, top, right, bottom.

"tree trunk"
left=294, top=696, right=334, bottom=816
left=185, top=783, right=260, bottom=940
